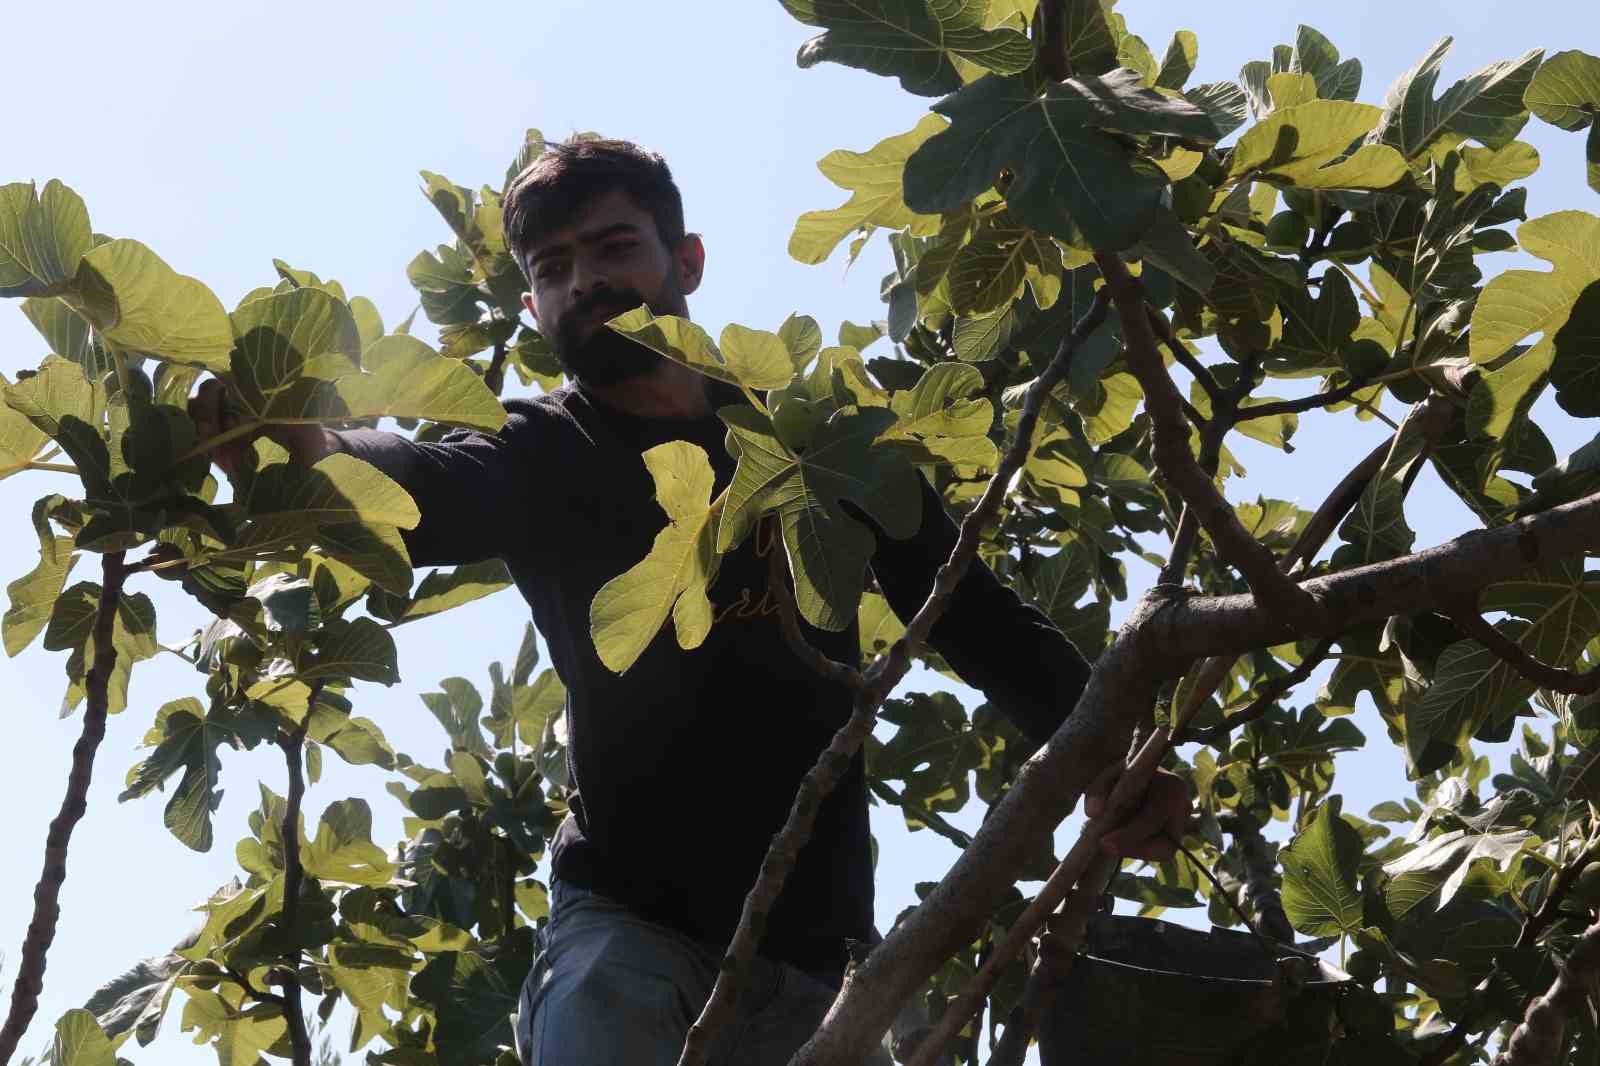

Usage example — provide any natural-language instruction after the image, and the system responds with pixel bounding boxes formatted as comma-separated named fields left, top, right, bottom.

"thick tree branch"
left=274, top=716, right=314, bottom=1066
left=1493, top=914, right=1600, bottom=1065
left=1450, top=610, right=1600, bottom=695
left=1095, top=253, right=1322, bottom=624
left=1144, top=490, right=1600, bottom=669
left=0, top=552, right=127, bottom=1066
left=1159, top=408, right=1229, bottom=588
left=793, top=492, right=1600, bottom=1065
left=679, top=288, right=1113, bottom=1066
left=1217, top=813, right=1295, bottom=944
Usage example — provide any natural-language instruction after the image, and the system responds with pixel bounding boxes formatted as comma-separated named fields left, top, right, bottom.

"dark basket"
left=1038, top=914, right=1354, bottom=1066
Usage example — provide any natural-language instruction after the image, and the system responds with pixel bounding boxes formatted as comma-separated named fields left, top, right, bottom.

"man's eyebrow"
left=527, top=222, right=642, bottom=266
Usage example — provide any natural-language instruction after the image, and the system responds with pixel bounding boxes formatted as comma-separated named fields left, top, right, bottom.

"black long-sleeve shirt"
left=336, top=379, right=1090, bottom=975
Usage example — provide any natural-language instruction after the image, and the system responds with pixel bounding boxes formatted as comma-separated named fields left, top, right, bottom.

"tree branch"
left=1450, top=609, right=1600, bottom=696
left=1519, top=846, right=1600, bottom=951
left=981, top=853, right=1116, bottom=1066
left=273, top=715, right=314, bottom=1066
left=1146, top=305, right=1222, bottom=404
left=1182, top=637, right=1336, bottom=746
left=1216, top=813, right=1295, bottom=944
left=1234, top=378, right=1366, bottom=422
left=906, top=709, right=1178, bottom=1066
left=1095, top=252, right=1323, bottom=625
left=1493, top=914, right=1600, bottom=1065
left=1144, top=490, right=1600, bottom=669
left=0, top=552, right=127, bottom=1066
left=793, top=492, right=1600, bottom=1066
left=1159, top=407, right=1229, bottom=588
left=678, top=286, right=1114, bottom=1066
left=869, top=779, right=973, bottom=850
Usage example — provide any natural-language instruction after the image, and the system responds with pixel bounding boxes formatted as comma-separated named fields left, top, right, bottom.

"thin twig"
left=273, top=714, right=315, bottom=1066
left=1235, top=378, right=1366, bottom=421
left=677, top=288, right=1114, bottom=1066
left=0, top=552, right=127, bottom=1066
left=1182, top=637, right=1336, bottom=746
left=1146, top=305, right=1221, bottom=403
left=1097, top=253, right=1321, bottom=625
left=869, top=779, right=973, bottom=849
left=1451, top=610, right=1600, bottom=696
left=223, top=965, right=286, bottom=1007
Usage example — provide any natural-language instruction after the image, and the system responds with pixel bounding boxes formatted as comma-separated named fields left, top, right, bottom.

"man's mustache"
left=559, top=289, right=647, bottom=335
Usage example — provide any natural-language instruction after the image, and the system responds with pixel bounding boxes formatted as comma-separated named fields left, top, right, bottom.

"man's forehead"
left=528, top=188, right=652, bottom=255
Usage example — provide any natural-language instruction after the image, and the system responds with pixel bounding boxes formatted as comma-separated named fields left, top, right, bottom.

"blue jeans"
left=513, top=879, right=897, bottom=1065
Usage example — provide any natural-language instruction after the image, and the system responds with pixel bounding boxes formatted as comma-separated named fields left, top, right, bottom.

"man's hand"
left=1083, top=765, right=1191, bottom=862
left=187, top=378, right=340, bottom=475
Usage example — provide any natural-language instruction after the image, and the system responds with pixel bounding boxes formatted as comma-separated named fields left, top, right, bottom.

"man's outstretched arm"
left=860, top=477, right=1091, bottom=745
left=188, top=378, right=540, bottom=568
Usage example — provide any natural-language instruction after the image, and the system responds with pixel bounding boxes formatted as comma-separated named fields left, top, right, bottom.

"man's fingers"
left=1100, top=796, right=1171, bottom=856
left=1083, top=763, right=1121, bottom=819
left=188, top=378, right=225, bottom=436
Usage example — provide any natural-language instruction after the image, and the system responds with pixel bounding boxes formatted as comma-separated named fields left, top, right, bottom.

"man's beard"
left=553, top=287, right=668, bottom=388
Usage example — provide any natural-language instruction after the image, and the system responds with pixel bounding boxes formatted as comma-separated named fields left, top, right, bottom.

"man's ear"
left=521, top=291, right=539, bottom=327
left=675, top=233, right=706, bottom=297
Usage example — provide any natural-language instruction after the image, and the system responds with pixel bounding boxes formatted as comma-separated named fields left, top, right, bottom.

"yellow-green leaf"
left=606, top=309, right=794, bottom=390
left=67, top=239, right=232, bottom=369
left=0, top=180, right=91, bottom=298
left=1230, top=101, right=1407, bottom=190
left=338, top=335, right=506, bottom=431
left=590, top=441, right=722, bottom=673
left=788, top=116, right=945, bottom=264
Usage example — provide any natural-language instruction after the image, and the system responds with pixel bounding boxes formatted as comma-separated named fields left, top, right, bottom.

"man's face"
left=520, top=187, right=703, bottom=388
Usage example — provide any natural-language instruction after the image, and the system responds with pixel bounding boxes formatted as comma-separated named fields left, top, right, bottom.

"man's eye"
left=536, top=261, right=568, bottom=280
left=602, top=242, right=636, bottom=257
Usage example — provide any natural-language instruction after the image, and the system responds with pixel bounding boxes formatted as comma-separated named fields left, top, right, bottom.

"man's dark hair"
left=503, top=137, right=686, bottom=280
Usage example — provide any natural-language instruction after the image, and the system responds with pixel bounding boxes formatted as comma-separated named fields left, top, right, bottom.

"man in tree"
left=191, top=137, right=1189, bottom=1066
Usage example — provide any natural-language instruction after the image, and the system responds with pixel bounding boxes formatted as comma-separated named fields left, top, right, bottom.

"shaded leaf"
left=1280, top=798, right=1365, bottom=936
left=905, top=69, right=1220, bottom=251
left=780, top=0, right=1035, bottom=97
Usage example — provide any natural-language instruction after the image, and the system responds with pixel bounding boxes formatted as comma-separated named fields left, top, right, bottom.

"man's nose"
left=569, top=258, right=612, bottom=303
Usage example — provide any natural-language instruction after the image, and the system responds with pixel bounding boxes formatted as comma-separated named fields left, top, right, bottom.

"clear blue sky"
left=1, top=2, right=1594, bottom=1062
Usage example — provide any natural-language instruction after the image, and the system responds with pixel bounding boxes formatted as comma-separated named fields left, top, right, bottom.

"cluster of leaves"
left=5, top=1, right=1600, bottom=1063
left=0, top=132, right=579, bottom=1065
